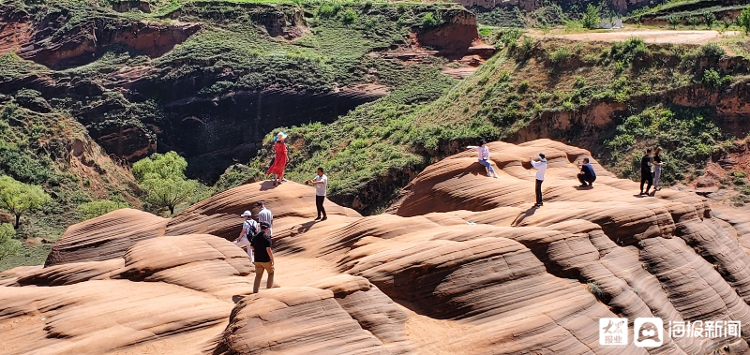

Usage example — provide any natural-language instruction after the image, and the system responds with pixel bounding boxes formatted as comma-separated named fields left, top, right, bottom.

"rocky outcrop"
left=416, top=9, right=480, bottom=59
left=0, top=10, right=201, bottom=69
left=9, top=144, right=750, bottom=352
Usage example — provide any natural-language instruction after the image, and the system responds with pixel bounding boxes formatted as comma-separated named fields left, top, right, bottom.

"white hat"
left=277, top=131, right=288, bottom=139
left=240, top=211, right=252, bottom=217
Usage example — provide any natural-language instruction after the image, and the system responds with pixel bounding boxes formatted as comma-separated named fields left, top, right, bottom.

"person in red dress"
left=266, top=132, right=288, bottom=185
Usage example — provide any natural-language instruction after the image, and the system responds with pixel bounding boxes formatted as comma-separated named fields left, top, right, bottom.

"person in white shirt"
left=255, top=201, right=273, bottom=236
left=530, top=153, right=548, bottom=207
left=466, top=140, right=498, bottom=178
left=306, top=167, right=328, bottom=221
left=233, top=210, right=258, bottom=261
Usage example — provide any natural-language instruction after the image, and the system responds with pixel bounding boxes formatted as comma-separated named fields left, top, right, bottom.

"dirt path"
left=535, top=29, right=741, bottom=44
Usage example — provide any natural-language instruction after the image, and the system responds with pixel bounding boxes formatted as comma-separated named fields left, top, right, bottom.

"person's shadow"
left=295, top=220, right=318, bottom=234
left=511, top=205, right=539, bottom=227
left=574, top=185, right=594, bottom=190
left=259, top=180, right=277, bottom=191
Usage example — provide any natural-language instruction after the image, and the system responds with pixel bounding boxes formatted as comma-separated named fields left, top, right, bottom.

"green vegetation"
left=0, top=176, right=51, bottom=228
left=739, top=6, right=750, bottom=34
left=581, top=4, right=600, bottom=29
left=132, top=152, right=199, bottom=215
left=77, top=199, right=130, bottom=220
left=0, top=223, right=20, bottom=259
left=604, top=106, right=721, bottom=184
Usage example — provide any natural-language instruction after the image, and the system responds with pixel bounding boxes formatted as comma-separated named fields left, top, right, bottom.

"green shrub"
left=0, top=223, right=19, bottom=259
left=698, top=43, right=725, bottom=58
left=582, top=4, right=600, bottom=29
left=342, top=8, right=359, bottom=25
left=574, top=76, right=586, bottom=88
left=518, top=80, right=530, bottom=93
left=549, top=47, right=570, bottom=64
left=704, top=12, right=716, bottom=29
left=422, top=12, right=439, bottom=27
left=667, top=15, right=681, bottom=29
left=739, top=6, right=750, bottom=34
left=317, top=3, right=341, bottom=18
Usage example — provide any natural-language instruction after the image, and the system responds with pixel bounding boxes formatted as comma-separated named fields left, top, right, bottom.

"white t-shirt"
left=313, top=174, right=328, bottom=196
left=467, top=146, right=490, bottom=160
left=531, top=160, right=548, bottom=181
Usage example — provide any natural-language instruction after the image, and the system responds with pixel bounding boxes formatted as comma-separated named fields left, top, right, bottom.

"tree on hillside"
left=667, top=15, right=681, bottom=30
left=581, top=4, right=600, bottom=29
left=703, top=12, right=716, bottom=29
left=131, top=151, right=198, bottom=215
left=0, top=223, right=20, bottom=259
left=739, top=6, right=750, bottom=34
left=0, top=176, right=51, bottom=228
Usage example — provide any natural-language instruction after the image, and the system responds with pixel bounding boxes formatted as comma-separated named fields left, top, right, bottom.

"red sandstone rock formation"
left=3, top=139, right=750, bottom=354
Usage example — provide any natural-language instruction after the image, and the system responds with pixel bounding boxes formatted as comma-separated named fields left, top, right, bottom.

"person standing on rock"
left=255, top=201, right=273, bottom=236
left=306, top=167, right=328, bottom=221
left=466, top=140, right=498, bottom=178
left=651, top=147, right=665, bottom=195
left=250, top=221, right=275, bottom=293
left=640, top=148, right=654, bottom=196
left=577, top=157, right=596, bottom=188
left=234, top=210, right=259, bottom=261
left=530, top=153, right=548, bottom=207
left=267, top=132, right=289, bottom=186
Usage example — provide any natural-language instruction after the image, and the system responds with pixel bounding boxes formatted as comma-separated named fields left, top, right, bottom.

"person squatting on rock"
left=306, top=167, right=328, bottom=221
left=577, top=157, right=596, bottom=188
left=250, top=221, right=275, bottom=293
left=255, top=201, right=273, bottom=237
left=466, top=140, right=498, bottom=178
left=233, top=210, right=259, bottom=261
left=651, top=147, right=665, bottom=195
left=640, top=148, right=654, bottom=196
left=530, top=153, right=547, bottom=207
left=267, top=131, right=289, bottom=186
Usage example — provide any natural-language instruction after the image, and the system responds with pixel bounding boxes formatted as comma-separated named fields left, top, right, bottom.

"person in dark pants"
left=250, top=222, right=275, bottom=293
left=530, top=153, right=548, bottom=207
left=640, top=148, right=654, bottom=195
left=577, top=157, right=596, bottom=187
left=306, top=167, right=328, bottom=221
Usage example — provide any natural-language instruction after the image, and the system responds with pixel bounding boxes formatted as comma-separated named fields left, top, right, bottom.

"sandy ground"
left=536, top=29, right=741, bottom=44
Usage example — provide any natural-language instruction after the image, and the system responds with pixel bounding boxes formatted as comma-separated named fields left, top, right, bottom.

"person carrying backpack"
left=234, top=210, right=259, bottom=261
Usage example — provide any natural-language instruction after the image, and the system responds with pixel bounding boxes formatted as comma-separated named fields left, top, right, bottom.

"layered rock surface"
left=3, top=139, right=750, bottom=354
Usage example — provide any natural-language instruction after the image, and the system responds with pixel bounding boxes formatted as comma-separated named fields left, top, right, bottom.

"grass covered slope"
left=273, top=35, right=750, bottom=213
left=1, top=0, right=473, bottom=183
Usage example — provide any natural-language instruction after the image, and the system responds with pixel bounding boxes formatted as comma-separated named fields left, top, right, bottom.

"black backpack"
left=244, top=220, right=259, bottom=240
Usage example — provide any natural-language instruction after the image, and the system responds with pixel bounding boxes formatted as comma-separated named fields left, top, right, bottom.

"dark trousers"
left=535, top=179, right=543, bottom=204
left=316, top=195, right=326, bottom=217
left=577, top=174, right=596, bottom=186
left=640, top=172, right=653, bottom=193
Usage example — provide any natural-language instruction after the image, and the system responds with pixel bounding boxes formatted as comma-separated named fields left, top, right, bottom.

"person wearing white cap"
left=233, top=210, right=259, bottom=261
left=266, top=131, right=289, bottom=186
left=530, top=153, right=547, bottom=207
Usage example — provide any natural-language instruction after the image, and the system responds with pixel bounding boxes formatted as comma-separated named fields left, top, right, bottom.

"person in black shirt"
left=577, top=157, right=597, bottom=187
left=651, top=147, right=665, bottom=195
left=250, top=222, right=275, bottom=293
left=640, top=148, right=653, bottom=195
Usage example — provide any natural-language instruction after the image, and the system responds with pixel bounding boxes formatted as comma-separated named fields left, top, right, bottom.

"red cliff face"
left=416, top=9, right=480, bottom=59
left=10, top=19, right=201, bottom=69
